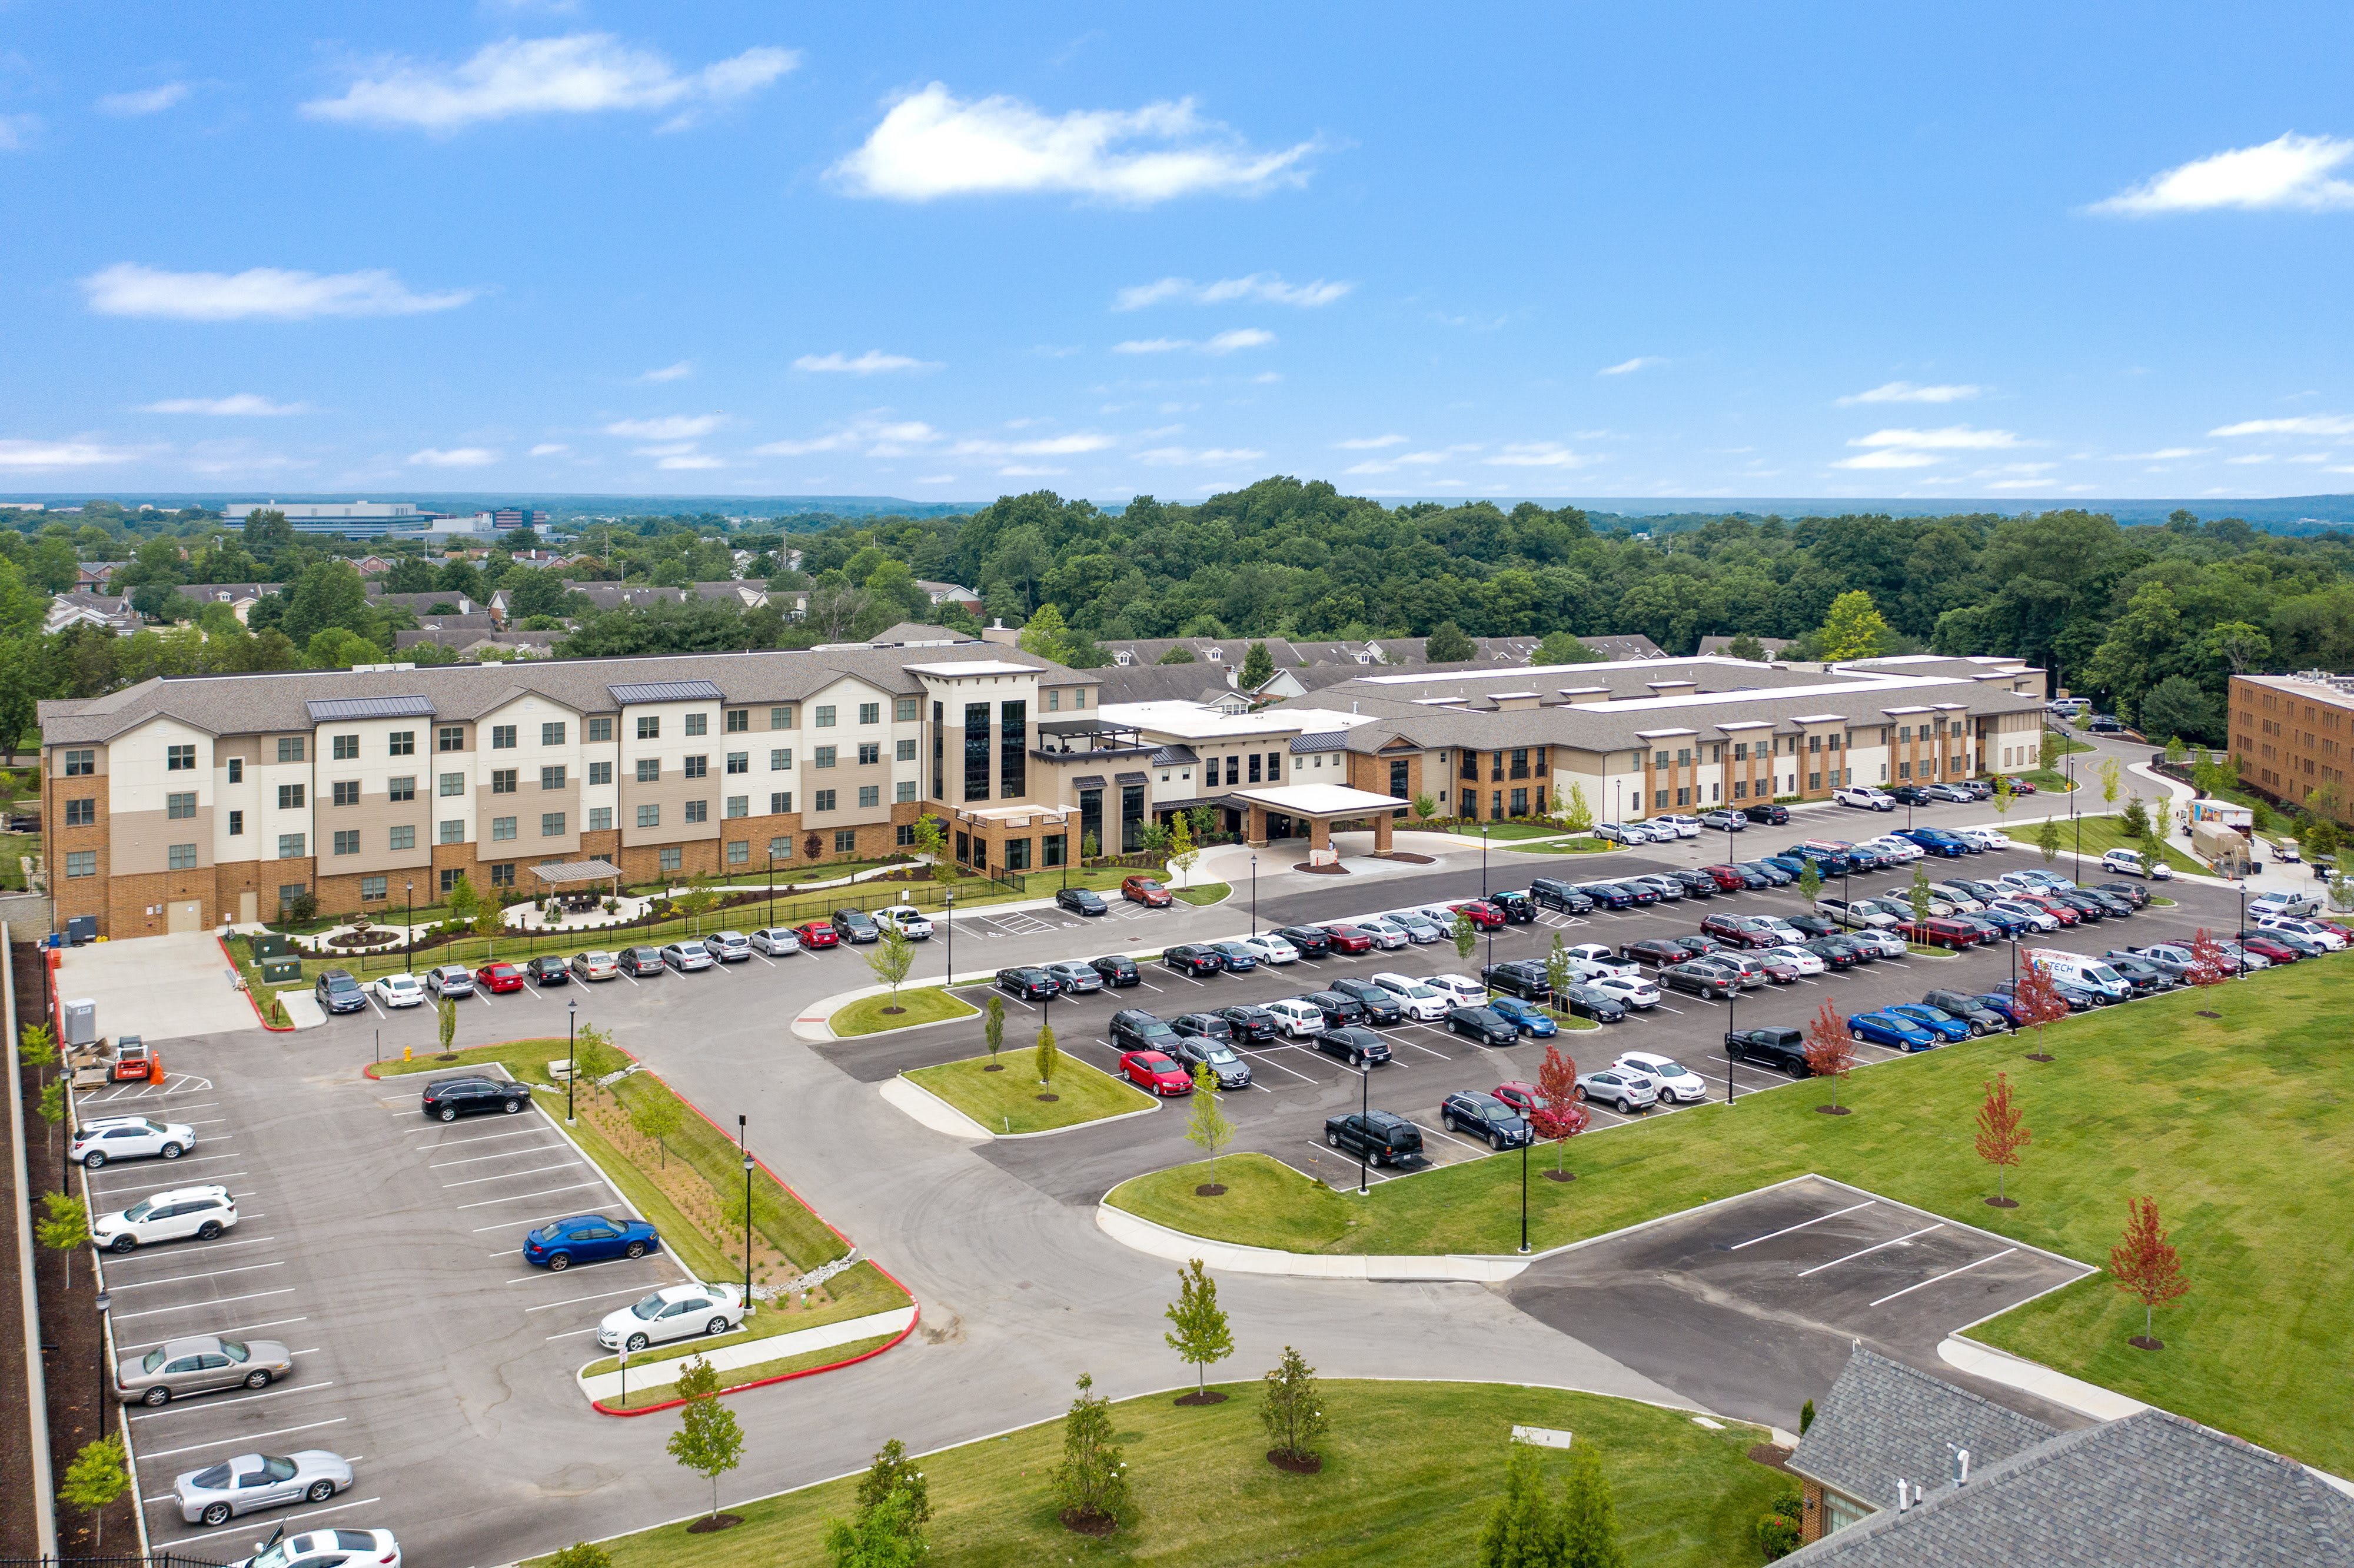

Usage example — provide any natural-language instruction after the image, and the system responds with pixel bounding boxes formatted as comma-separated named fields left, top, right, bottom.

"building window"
left=278, top=737, right=306, bottom=763
left=388, top=776, right=415, bottom=802
left=684, top=800, right=708, bottom=824
left=895, top=697, right=918, bottom=723
left=542, top=813, right=566, bottom=837
left=588, top=807, right=613, bottom=833
left=1267, top=751, right=1281, bottom=780
left=440, top=868, right=461, bottom=894
left=770, top=835, right=794, bottom=860
left=440, top=772, right=465, bottom=797
left=168, top=743, right=198, bottom=770
left=896, top=823, right=916, bottom=847
left=1654, top=790, right=1668, bottom=810
left=542, top=721, right=566, bottom=746
left=770, top=705, right=794, bottom=730
left=390, top=730, right=415, bottom=756
left=167, top=791, right=198, bottom=820
left=168, top=843, right=198, bottom=870
left=1048, top=688, right=1062, bottom=712
left=587, top=717, right=613, bottom=743
left=896, top=738, right=917, bottom=762
left=492, top=725, right=517, bottom=750
left=725, top=795, right=749, bottom=818
left=963, top=703, right=992, bottom=799
left=1249, top=754, right=1263, bottom=784
left=815, top=705, right=837, bottom=728
left=1005, top=836, right=1032, bottom=870
left=637, top=716, right=660, bottom=740
left=389, top=825, right=415, bottom=850
left=854, top=741, right=879, bottom=766
left=277, top=783, right=305, bottom=809
left=684, top=713, right=708, bottom=737
left=332, top=734, right=358, bottom=761
left=1043, top=833, right=1066, bottom=867
left=814, top=788, right=837, bottom=813
left=227, top=757, right=242, bottom=783
left=659, top=847, right=683, bottom=873
left=332, top=829, right=360, bottom=855
left=65, top=850, right=96, bottom=878
left=440, top=820, right=464, bottom=844
left=858, top=702, right=880, bottom=726
left=683, top=755, right=708, bottom=780
left=1000, top=699, right=1027, bottom=799
left=835, top=828, right=857, bottom=854
left=438, top=725, right=464, bottom=752
left=725, top=708, right=749, bottom=733
left=491, top=769, right=518, bottom=794
left=636, top=759, right=660, bottom=783
left=1808, top=772, right=1823, bottom=791
left=814, top=746, right=837, bottom=769
left=637, top=804, right=660, bottom=828
left=332, top=781, right=360, bottom=806
left=361, top=875, right=387, bottom=901
left=541, top=765, right=566, bottom=790
left=491, top=817, right=517, bottom=841
left=726, top=751, right=748, bottom=774
left=896, top=780, right=917, bottom=803
left=228, top=810, right=244, bottom=835
left=770, top=791, right=793, bottom=814
left=727, top=839, right=750, bottom=864
left=1733, top=780, right=1748, bottom=799
left=588, top=761, right=612, bottom=786
left=64, top=749, right=94, bottom=776
left=278, top=833, right=306, bottom=859
left=488, top=864, right=514, bottom=888
left=858, top=785, right=880, bottom=808
left=770, top=747, right=793, bottom=770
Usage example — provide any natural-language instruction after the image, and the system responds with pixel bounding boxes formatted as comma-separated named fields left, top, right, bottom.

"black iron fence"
left=2, top=1555, right=230, bottom=1568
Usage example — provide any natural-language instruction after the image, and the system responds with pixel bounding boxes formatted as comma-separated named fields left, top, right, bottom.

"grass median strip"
left=905, top=1053, right=1158, bottom=1135
left=831, top=985, right=978, bottom=1037
left=546, top=1379, right=1783, bottom=1566
left=1175, top=880, right=1231, bottom=906
left=1109, top=963, right=2354, bottom=1478
left=578, top=1266, right=906, bottom=1379
left=595, top=1332, right=901, bottom=1412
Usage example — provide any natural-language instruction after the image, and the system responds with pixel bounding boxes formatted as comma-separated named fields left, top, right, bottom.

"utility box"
left=260, top=956, right=303, bottom=985
left=253, top=932, right=292, bottom=959
left=62, top=997, right=97, bottom=1046
left=65, top=915, right=98, bottom=945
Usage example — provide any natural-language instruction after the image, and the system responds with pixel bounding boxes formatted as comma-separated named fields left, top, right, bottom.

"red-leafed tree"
left=1804, top=1000, right=1857, bottom=1114
left=2109, top=1196, right=2189, bottom=1350
left=2013, top=959, right=2069, bottom=1061
left=1530, top=1043, right=1588, bottom=1180
left=1975, top=1072, right=2031, bottom=1208
left=2185, top=927, right=2232, bottom=993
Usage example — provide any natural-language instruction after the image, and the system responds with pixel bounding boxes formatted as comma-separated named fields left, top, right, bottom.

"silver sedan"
left=174, top=1452, right=353, bottom=1526
left=117, top=1334, right=293, bottom=1406
left=1043, top=961, right=1103, bottom=993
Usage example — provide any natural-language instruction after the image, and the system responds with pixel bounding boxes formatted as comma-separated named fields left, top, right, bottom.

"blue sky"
left=6, top=2, right=2354, bottom=506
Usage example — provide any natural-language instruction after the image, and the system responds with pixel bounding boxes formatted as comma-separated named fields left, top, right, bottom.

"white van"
left=2026, top=949, right=2133, bottom=1001
left=2099, top=848, right=2173, bottom=881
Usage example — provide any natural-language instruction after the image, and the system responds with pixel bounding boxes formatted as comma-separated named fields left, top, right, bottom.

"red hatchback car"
left=1452, top=900, right=1507, bottom=930
left=1121, top=875, right=1174, bottom=908
left=1319, top=925, right=1376, bottom=954
left=793, top=920, right=840, bottom=949
left=1698, top=864, right=1748, bottom=892
left=1119, top=1051, right=1194, bottom=1096
left=1491, top=1081, right=1542, bottom=1118
left=474, top=962, right=526, bottom=994
left=2019, top=895, right=2079, bottom=927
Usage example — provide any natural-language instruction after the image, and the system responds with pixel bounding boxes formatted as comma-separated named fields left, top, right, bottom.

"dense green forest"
left=8, top=480, right=2354, bottom=753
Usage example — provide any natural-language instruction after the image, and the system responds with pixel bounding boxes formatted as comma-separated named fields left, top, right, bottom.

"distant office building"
left=223, top=501, right=427, bottom=538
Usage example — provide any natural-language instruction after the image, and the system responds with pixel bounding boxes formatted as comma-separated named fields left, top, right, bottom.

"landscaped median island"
left=830, top=985, right=978, bottom=1037
left=1108, top=964, right=2354, bottom=1479
left=903, top=1051, right=1158, bottom=1136
left=539, top=1380, right=1786, bottom=1567
left=373, top=1037, right=913, bottom=1399
left=1173, top=880, right=1230, bottom=905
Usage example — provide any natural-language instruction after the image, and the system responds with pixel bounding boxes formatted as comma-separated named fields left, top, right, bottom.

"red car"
left=1754, top=950, right=1806, bottom=984
left=1318, top=924, right=1376, bottom=954
left=1451, top=900, right=1507, bottom=930
left=793, top=920, right=840, bottom=949
left=2004, top=777, right=2037, bottom=795
left=2019, top=894, right=2079, bottom=927
left=1119, top=1050, right=1194, bottom=1096
left=2239, top=934, right=2300, bottom=964
left=1698, top=864, right=1747, bottom=892
left=1121, top=875, right=1174, bottom=908
left=473, top=962, right=526, bottom=994
left=1491, top=1081, right=1542, bottom=1118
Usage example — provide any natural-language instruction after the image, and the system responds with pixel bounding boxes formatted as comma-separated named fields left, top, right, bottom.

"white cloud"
left=0, top=115, right=38, bottom=151
left=302, top=34, right=796, bottom=132
left=1485, top=442, right=1588, bottom=469
left=2116, top=447, right=2207, bottom=460
left=792, top=350, right=939, bottom=375
left=1335, top=433, right=1408, bottom=450
left=1136, top=445, right=1266, bottom=465
left=656, top=453, right=725, bottom=470
left=952, top=433, right=1112, bottom=458
left=2226, top=453, right=2274, bottom=465
left=915, top=474, right=957, bottom=484
left=1986, top=477, right=2063, bottom=490
left=1837, top=381, right=1982, bottom=405
left=137, top=394, right=310, bottom=416
left=754, top=416, right=942, bottom=457
left=1597, top=357, right=1663, bottom=376
left=2209, top=414, right=2354, bottom=437
left=97, top=82, right=189, bottom=115
left=998, top=464, right=1067, bottom=477
left=631, top=442, right=698, bottom=458
left=638, top=360, right=693, bottom=382
left=1114, top=273, right=1349, bottom=310
left=1345, top=448, right=1457, bottom=475
left=1831, top=448, right=1943, bottom=470
left=2092, top=132, right=2354, bottom=215
left=1112, top=328, right=1274, bottom=355
left=603, top=414, right=724, bottom=439
left=408, top=447, right=500, bottom=467
left=0, top=440, right=129, bottom=468
left=529, top=442, right=569, bottom=456
left=82, top=262, right=477, bottom=319
left=1849, top=425, right=2023, bottom=451
left=831, top=83, right=1315, bottom=204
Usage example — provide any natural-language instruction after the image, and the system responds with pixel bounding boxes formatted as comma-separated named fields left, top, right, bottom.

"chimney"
left=1897, top=1479, right=1912, bottom=1513
left=1558, top=686, right=1611, bottom=706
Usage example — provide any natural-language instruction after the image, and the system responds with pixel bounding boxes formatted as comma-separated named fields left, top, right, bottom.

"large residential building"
left=39, top=640, right=2046, bottom=938
left=2229, top=670, right=2354, bottom=817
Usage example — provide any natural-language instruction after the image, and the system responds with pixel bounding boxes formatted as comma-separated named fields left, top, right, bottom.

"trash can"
left=62, top=998, right=97, bottom=1047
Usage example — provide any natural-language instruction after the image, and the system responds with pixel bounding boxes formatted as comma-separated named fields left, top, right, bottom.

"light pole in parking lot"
left=1356, top=1057, right=1369, bottom=1196
left=1518, top=1137, right=1530, bottom=1254
left=405, top=880, right=414, bottom=968
left=1724, top=981, right=1737, bottom=1104
left=943, top=889, right=955, bottom=988
left=2237, top=879, right=2247, bottom=977
left=739, top=1115, right=754, bottom=1309
left=566, top=998, right=578, bottom=1124
left=1481, top=822, right=1490, bottom=897
left=93, top=1288, right=111, bottom=1409
left=1250, top=856, right=1259, bottom=937
left=766, top=851, right=774, bottom=932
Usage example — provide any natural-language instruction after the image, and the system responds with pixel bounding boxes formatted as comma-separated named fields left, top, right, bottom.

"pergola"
left=529, top=858, right=624, bottom=904
left=1223, top=783, right=1409, bottom=860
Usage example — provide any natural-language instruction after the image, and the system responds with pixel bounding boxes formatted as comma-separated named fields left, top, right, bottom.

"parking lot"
left=1504, top=1174, right=2097, bottom=1433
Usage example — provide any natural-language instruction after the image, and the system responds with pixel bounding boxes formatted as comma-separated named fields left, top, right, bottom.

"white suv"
left=1651, top=815, right=1704, bottom=838
left=2255, top=915, right=2348, bottom=950
left=1369, top=976, right=1452, bottom=1021
left=72, top=1117, right=197, bottom=1170
left=92, top=1186, right=237, bottom=1253
left=1424, top=974, right=1488, bottom=1007
left=1262, top=997, right=1326, bottom=1037
left=1834, top=787, right=1894, bottom=811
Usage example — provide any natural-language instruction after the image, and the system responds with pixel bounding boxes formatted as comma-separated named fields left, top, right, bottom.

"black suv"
left=1441, top=1091, right=1531, bottom=1151
left=1324, top=1109, right=1424, bottom=1167
left=1275, top=925, right=1333, bottom=959
left=1884, top=784, right=1931, bottom=805
left=1090, top=954, right=1141, bottom=987
left=1314, top=1026, right=1392, bottom=1068
left=1528, top=878, right=1595, bottom=914
left=1743, top=802, right=1791, bottom=825
left=1328, top=977, right=1403, bottom=1024
left=1169, top=1011, right=1235, bottom=1042
left=1164, top=944, right=1224, bottom=977
left=1446, top=1005, right=1518, bottom=1047
left=314, top=968, right=367, bottom=1014
left=1921, top=988, right=2009, bottom=1035
left=1723, top=1026, right=1811, bottom=1076
left=1296, top=990, right=1364, bottom=1028
left=1219, top=1004, right=1281, bottom=1043
left=1480, top=960, right=1551, bottom=1001
left=1670, top=868, right=1720, bottom=898
left=421, top=1076, right=530, bottom=1121
left=1109, top=1008, right=1178, bottom=1053
left=1055, top=887, right=1108, bottom=917
left=831, top=908, right=880, bottom=944
left=996, top=966, right=1058, bottom=1001
left=1489, top=890, right=1537, bottom=924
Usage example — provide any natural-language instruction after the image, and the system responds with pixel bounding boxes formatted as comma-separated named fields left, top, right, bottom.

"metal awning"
left=529, top=859, right=624, bottom=885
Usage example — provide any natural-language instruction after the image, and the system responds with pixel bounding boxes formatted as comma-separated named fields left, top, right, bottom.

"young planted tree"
left=1561, top=780, right=1594, bottom=837
left=445, top=872, right=480, bottom=929
left=2013, top=960, right=2069, bottom=1062
left=1796, top=858, right=1822, bottom=905
left=666, top=1356, right=746, bottom=1523
left=1559, top=1439, right=1628, bottom=1568
left=1185, top=1064, right=1235, bottom=1191
left=1803, top=1000, right=1857, bottom=1114
left=2120, top=794, right=2149, bottom=841
left=2040, top=728, right=2062, bottom=773
left=824, top=1485, right=926, bottom=1567
left=866, top=924, right=915, bottom=1014
left=1414, top=793, right=1438, bottom=824
left=2036, top=817, right=2063, bottom=864
left=630, top=1094, right=682, bottom=1168
left=2109, top=1196, right=2189, bottom=1351
left=2165, top=734, right=2189, bottom=767
left=1993, top=771, right=2014, bottom=819
left=1139, top=818, right=1172, bottom=860
left=1034, top=1022, right=1059, bottom=1090
left=1975, top=1072, right=2031, bottom=1207
left=853, top=1438, right=931, bottom=1527
left=1166, top=809, right=1196, bottom=880
left=1543, top=931, right=1574, bottom=1017
left=1162, top=1259, right=1235, bottom=1402
left=1531, top=1043, right=1588, bottom=1179
left=1477, top=1440, right=1559, bottom=1568
left=1452, top=910, right=1479, bottom=966
left=547, top=1543, right=612, bottom=1568
left=38, top=1076, right=65, bottom=1155
left=909, top=813, right=947, bottom=873
left=437, top=993, right=458, bottom=1054
left=983, top=993, right=1006, bottom=1068
left=1907, top=863, right=1936, bottom=930
left=1052, top=1373, right=1131, bottom=1533
left=2185, top=927, right=2232, bottom=997
left=1261, top=1346, right=1328, bottom=1470
left=677, top=877, right=719, bottom=935
left=58, top=1434, right=128, bottom=1549
left=38, top=1190, right=89, bottom=1289
left=2099, top=756, right=2123, bottom=817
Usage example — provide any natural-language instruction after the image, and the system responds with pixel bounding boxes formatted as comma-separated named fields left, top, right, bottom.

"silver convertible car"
left=173, top=1451, right=354, bottom=1526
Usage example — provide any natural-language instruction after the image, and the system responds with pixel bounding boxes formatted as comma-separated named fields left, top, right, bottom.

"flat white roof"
left=1355, top=655, right=1753, bottom=688
left=1094, top=699, right=1368, bottom=741
left=905, top=660, right=1039, bottom=678
left=1226, top=782, right=1406, bottom=815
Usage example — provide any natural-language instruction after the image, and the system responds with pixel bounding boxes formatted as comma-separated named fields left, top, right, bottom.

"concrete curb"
left=883, top=1070, right=1163, bottom=1141
left=1094, top=1200, right=1530, bottom=1281
left=576, top=1304, right=917, bottom=1403
left=1936, top=1337, right=2148, bottom=1421
left=4, top=924, right=58, bottom=1555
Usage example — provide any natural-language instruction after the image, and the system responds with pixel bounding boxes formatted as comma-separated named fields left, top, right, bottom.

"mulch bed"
left=1060, top=1507, right=1120, bottom=1536
left=1377, top=851, right=1437, bottom=864
left=2130, top=1336, right=2165, bottom=1352
left=686, top=1513, right=744, bottom=1533
left=1174, top=1390, right=1229, bottom=1406
left=1542, top=1169, right=1576, bottom=1183
left=1815, top=1104, right=1852, bottom=1116
left=982, top=1063, right=1005, bottom=1072
left=1267, top=1449, right=1324, bottom=1474
left=2023, top=1051, right=2054, bottom=1062
left=1035, top=1093, right=1060, bottom=1102
left=1986, top=1196, right=2019, bottom=1209
left=1194, top=1183, right=1228, bottom=1197
left=1748, top=1442, right=1796, bottom=1473
left=1292, top=861, right=1348, bottom=875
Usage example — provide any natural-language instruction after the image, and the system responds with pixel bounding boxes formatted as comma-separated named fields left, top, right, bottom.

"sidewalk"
left=573, top=1304, right=917, bottom=1401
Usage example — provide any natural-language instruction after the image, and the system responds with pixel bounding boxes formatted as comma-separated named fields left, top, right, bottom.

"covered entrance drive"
left=1225, top=783, right=1409, bottom=864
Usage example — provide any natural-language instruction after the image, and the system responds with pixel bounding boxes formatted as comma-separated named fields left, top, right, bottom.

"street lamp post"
left=943, top=889, right=955, bottom=989
left=767, top=851, right=774, bottom=931
left=2237, top=880, right=2247, bottom=978
left=405, top=880, right=415, bottom=968
left=94, top=1288, right=112, bottom=1409
left=1481, top=822, right=1490, bottom=897
left=1356, top=1058, right=1369, bottom=1196
left=1250, top=855, right=1259, bottom=937
left=1725, top=981, right=1737, bottom=1104
left=1518, top=1137, right=1530, bottom=1254
left=566, top=998, right=578, bottom=1124
left=738, top=1116, right=754, bottom=1310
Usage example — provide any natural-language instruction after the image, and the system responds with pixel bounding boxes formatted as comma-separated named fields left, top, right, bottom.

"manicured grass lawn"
left=2007, top=768, right=2079, bottom=793
left=832, top=985, right=978, bottom=1037
left=1515, top=837, right=1615, bottom=855
left=597, top=1333, right=900, bottom=1411
left=1441, top=821, right=1572, bottom=840
left=579, top=1266, right=907, bottom=1379
left=1110, top=963, right=2354, bottom=1476
left=2034, top=813, right=2209, bottom=877
left=0, top=831, right=34, bottom=890
left=1175, top=881, right=1231, bottom=906
left=551, top=1380, right=1786, bottom=1567
left=906, top=1053, right=1158, bottom=1135
left=2047, top=730, right=2098, bottom=754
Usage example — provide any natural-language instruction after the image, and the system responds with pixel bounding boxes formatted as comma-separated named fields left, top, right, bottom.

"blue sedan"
left=1847, top=1011, right=1939, bottom=1051
left=1485, top=997, right=1558, bottom=1037
left=522, top=1214, right=662, bottom=1271
left=1887, top=1003, right=1971, bottom=1044
left=1207, top=942, right=1260, bottom=972
left=1895, top=828, right=1967, bottom=857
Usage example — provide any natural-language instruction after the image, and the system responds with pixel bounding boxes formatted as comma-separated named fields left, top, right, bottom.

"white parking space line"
left=1409, top=1118, right=1482, bottom=1152
left=1306, top=1141, right=1394, bottom=1182
left=430, top=1143, right=564, bottom=1168
left=138, top=1416, right=345, bottom=1462
left=413, top=1126, right=554, bottom=1151
left=159, top=1496, right=385, bottom=1547
left=1870, top=1247, right=2021, bottom=1307
left=107, top=1257, right=285, bottom=1291
left=441, top=1161, right=583, bottom=1190
left=474, top=1209, right=600, bottom=1234
left=130, top=1380, right=335, bottom=1421
left=1730, top=1200, right=1879, bottom=1251
left=1238, top=1048, right=1320, bottom=1084
left=115, top=1286, right=296, bottom=1321
left=522, top=1282, right=661, bottom=1314
left=90, top=1170, right=247, bottom=1200
left=502, top=1254, right=664, bottom=1285
left=121, top=1316, right=307, bottom=1353
left=456, top=1180, right=602, bottom=1210
left=1797, top=1223, right=1945, bottom=1278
